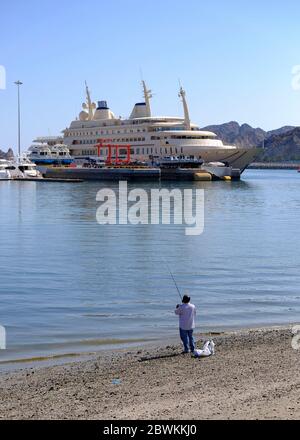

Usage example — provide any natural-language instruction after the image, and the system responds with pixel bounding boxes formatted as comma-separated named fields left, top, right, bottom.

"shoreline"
left=248, top=162, right=300, bottom=169
left=0, top=324, right=299, bottom=419
left=0, top=321, right=295, bottom=373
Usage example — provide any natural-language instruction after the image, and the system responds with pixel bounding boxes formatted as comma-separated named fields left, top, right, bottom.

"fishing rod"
left=164, top=259, right=183, bottom=302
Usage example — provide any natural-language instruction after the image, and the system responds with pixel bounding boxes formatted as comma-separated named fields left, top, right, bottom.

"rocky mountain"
left=202, top=121, right=266, bottom=148
left=0, top=148, right=14, bottom=160
left=266, top=126, right=295, bottom=137
left=260, top=127, right=300, bottom=162
left=201, top=121, right=300, bottom=162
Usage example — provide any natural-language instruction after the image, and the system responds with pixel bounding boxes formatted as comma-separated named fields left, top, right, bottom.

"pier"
left=43, top=165, right=241, bottom=181
left=1, top=165, right=241, bottom=183
left=44, top=167, right=161, bottom=181
left=248, top=162, right=300, bottom=170
left=0, top=177, right=83, bottom=183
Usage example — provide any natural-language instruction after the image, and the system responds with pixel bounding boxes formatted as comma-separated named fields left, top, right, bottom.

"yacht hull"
left=202, top=147, right=261, bottom=173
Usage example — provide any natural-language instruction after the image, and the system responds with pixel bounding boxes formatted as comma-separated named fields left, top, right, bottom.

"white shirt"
left=175, top=303, right=196, bottom=330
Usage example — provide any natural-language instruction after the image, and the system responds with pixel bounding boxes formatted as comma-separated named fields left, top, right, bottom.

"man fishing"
left=175, top=295, right=196, bottom=353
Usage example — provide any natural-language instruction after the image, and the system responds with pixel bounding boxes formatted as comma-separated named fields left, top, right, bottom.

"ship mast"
left=178, top=85, right=191, bottom=130
left=142, top=80, right=152, bottom=117
left=83, top=81, right=95, bottom=120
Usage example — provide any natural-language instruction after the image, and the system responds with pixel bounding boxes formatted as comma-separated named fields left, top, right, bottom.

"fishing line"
left=163, top=257, right=183, bottom=302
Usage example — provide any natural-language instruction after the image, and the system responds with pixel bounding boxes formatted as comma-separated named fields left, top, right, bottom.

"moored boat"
left=26, top=144, right=73, bottom=165
left=0, top=158, right=42, bottom=180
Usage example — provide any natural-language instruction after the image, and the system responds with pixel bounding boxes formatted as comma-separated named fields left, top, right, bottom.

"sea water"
left=0, top=170, right=299, bottom=364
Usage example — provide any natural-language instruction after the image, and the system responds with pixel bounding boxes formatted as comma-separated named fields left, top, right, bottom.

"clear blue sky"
left=1, top=0, right=300, bottom=153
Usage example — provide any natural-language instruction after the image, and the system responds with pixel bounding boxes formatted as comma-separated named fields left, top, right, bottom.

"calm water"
left=0, top=170, right=300, bottom=364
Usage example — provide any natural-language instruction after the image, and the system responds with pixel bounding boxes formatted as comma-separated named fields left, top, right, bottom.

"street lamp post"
left=14, top=80, right=23, bottom=159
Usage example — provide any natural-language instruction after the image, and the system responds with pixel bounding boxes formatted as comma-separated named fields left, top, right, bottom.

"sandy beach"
left=0, top=326, right=299, bottom=420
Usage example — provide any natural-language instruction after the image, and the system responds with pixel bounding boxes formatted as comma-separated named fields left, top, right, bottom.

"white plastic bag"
left=193, top=340, right=215, bottom=358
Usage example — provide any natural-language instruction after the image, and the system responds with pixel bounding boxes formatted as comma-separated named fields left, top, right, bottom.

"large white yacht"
left=36, top=82, right=258, bottom=172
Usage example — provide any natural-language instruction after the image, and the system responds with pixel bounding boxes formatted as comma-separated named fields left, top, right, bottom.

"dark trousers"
left=179, top=328, right=195, bottom=352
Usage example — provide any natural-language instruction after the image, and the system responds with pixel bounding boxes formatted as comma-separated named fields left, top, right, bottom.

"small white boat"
left=0, top=158, right=42, bottom=180
left=17, top=156, right=42, bottom=178
left=0, top=159, right=23, bottom=179
left=0, top=159, right=11, bottom=179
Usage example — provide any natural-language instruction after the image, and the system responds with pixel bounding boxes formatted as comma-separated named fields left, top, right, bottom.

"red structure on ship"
left=96, top=139, right=131, bottom=166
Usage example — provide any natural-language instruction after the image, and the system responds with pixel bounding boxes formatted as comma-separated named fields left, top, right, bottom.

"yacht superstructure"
left=35, top=82, right=258, bottom=172
left=27, top=143, right=73, bottom=165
